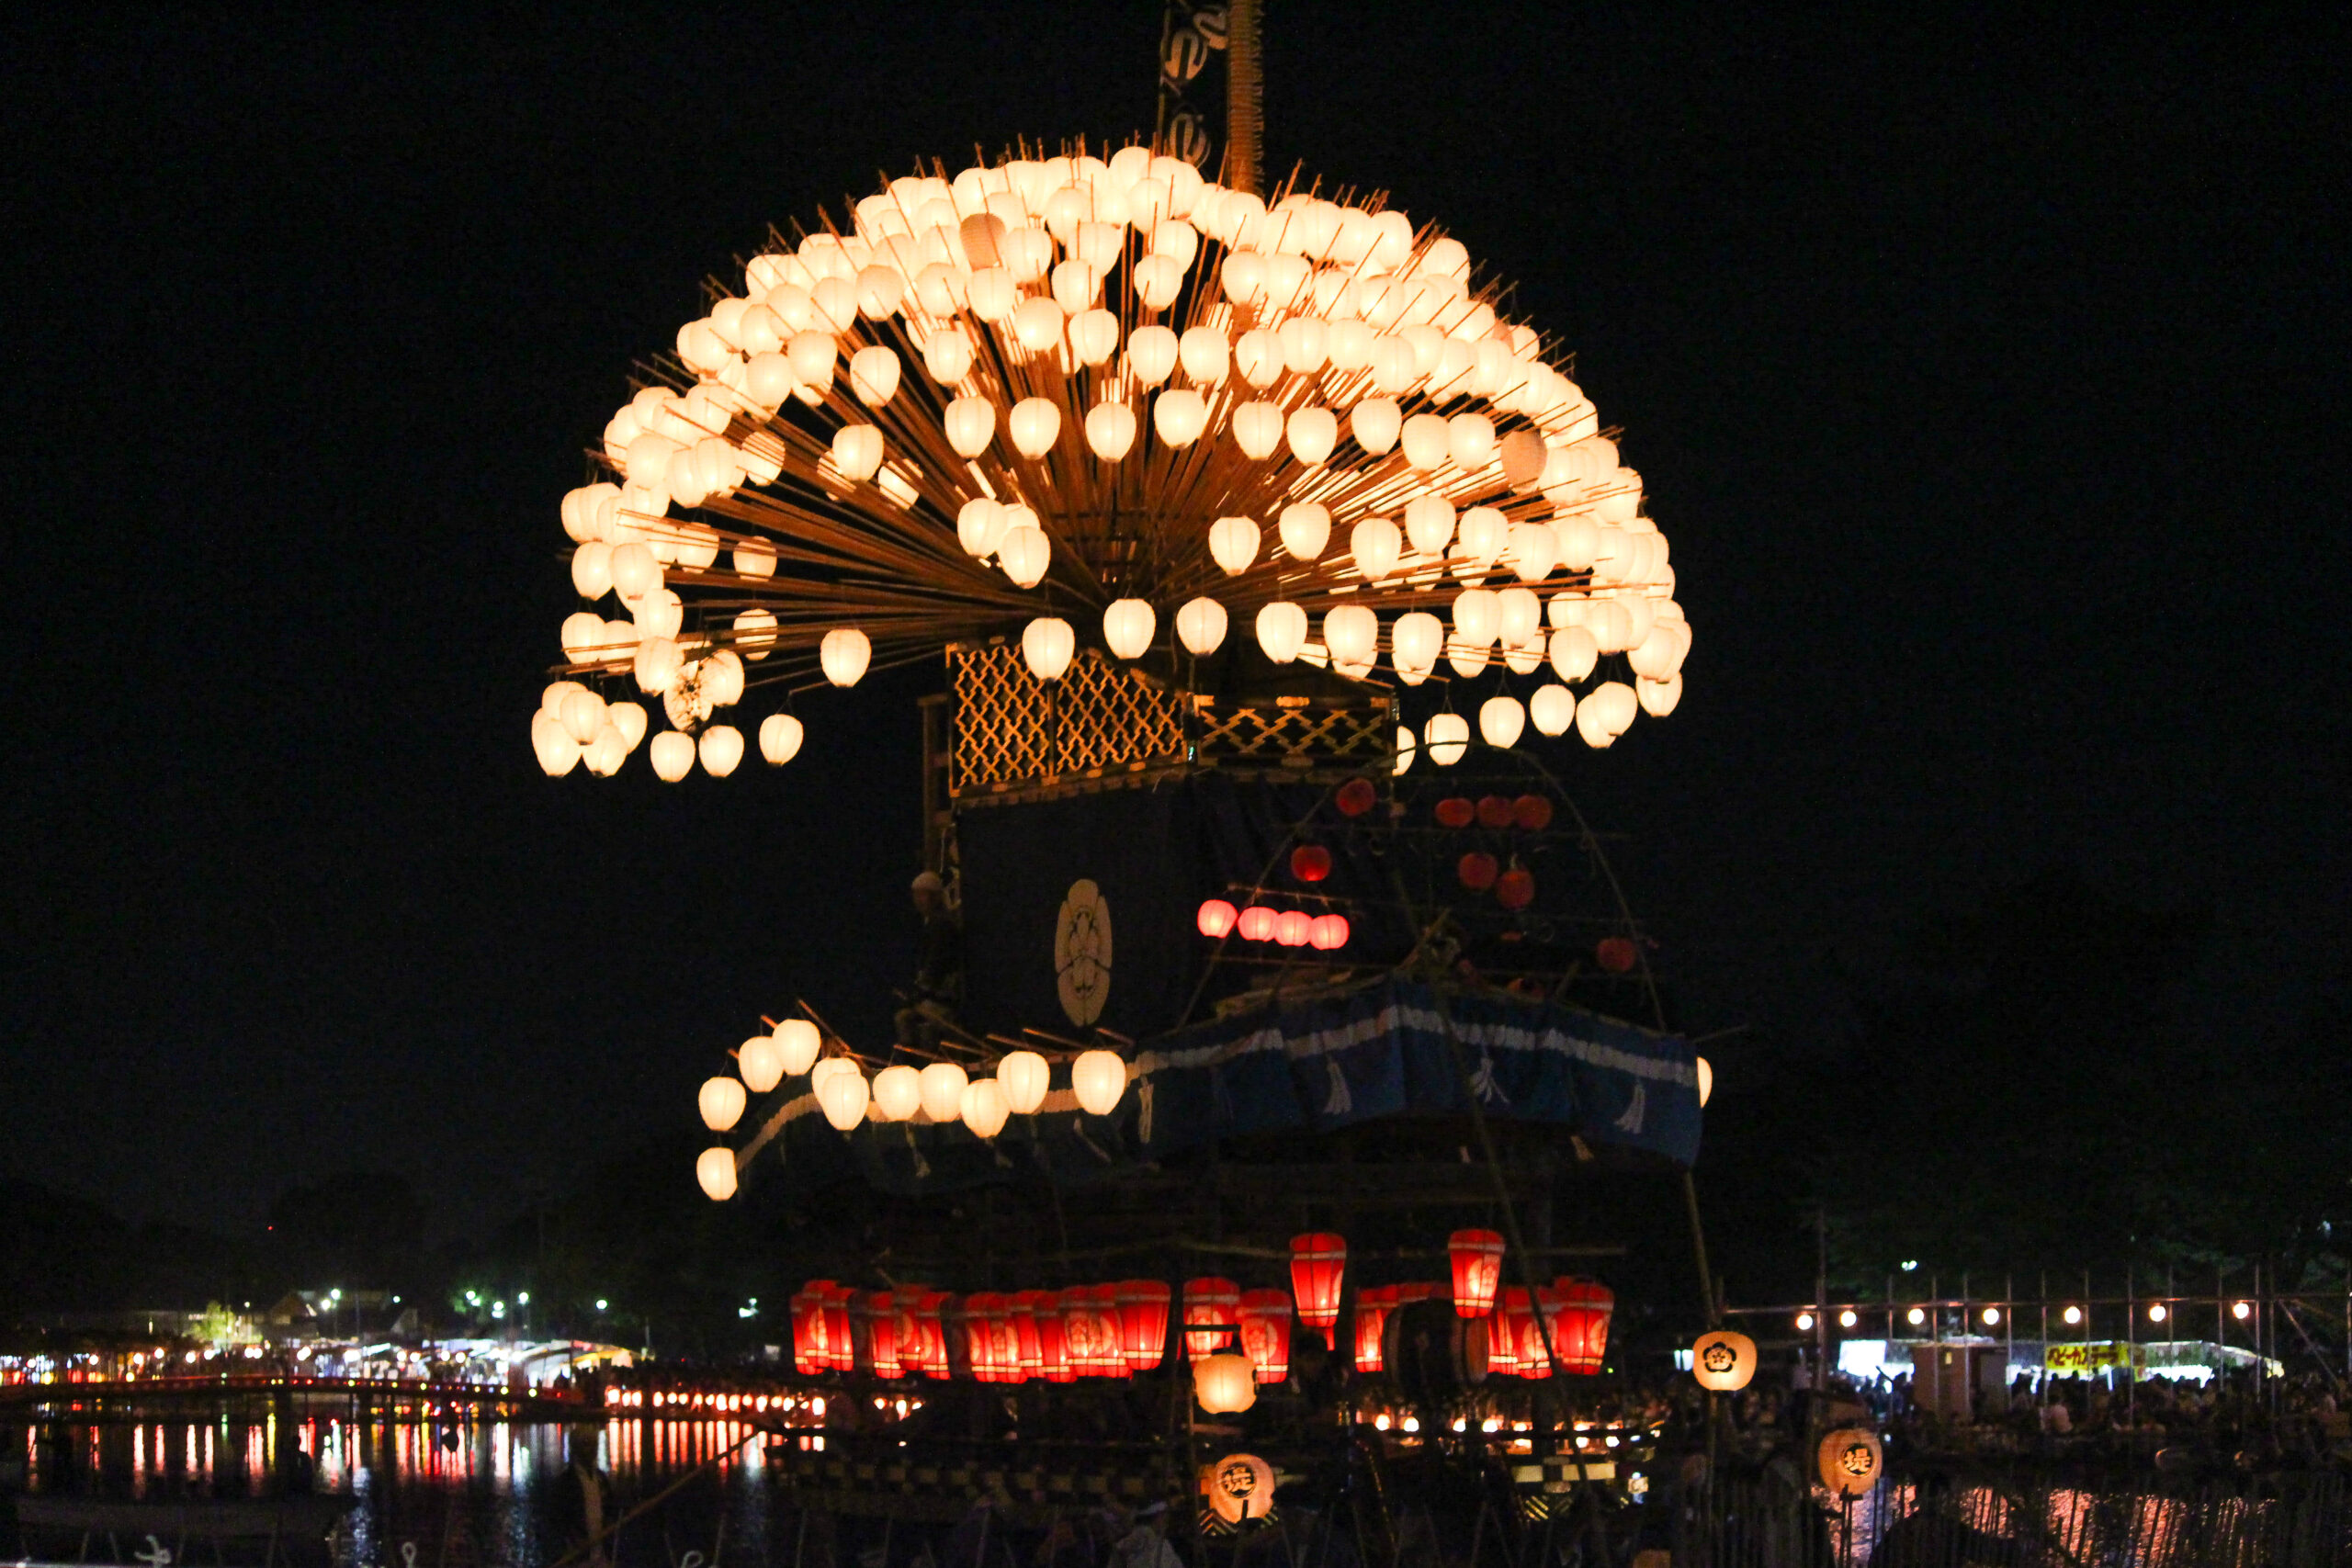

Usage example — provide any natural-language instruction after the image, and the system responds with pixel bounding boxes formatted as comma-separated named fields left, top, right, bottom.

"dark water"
left=10, top=1415, right=786, bottom=1568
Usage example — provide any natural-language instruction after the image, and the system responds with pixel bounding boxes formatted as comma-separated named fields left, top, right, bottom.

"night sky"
left=6, top=8, right=2343, bottom=1234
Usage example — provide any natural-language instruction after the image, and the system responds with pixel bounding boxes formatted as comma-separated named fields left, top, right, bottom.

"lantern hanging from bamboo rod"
left=1449, top=1229, right=1506, bottom=1318
left=1548, top=1277, right=1615, bottom=1375
left=1691, top=1329, right=1757, bottom=1393
left=1289, top=1233, right=1347, bottom=1349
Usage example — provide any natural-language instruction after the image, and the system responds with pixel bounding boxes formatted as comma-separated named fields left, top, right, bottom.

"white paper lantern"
left=695, top=1148, right=739, bottom=1201
left=849, top=344, right=900, bottom=405
left=1154, top=388, right=1209, bottom=446
left=956, top=498, right=1006, bottom=558
left=917, top=1062, right=968, bottom=1123
left=698, top=724, right=744, bottom=777
left=759, top=713, right=804, bottom=765
left=733, top=607, right=778, bottom=660
left=609, top=542, right=661, bottom=604
left=739, top=1034, right=785, bottom=1093
left=1069, top=396, right=1133, bottom=458
left=1530, top=684, right=1577, bottom=736
left=1009, top=397, right=1060, bottom=457
left=1103, top=598, right=1156, bottom=660
left=633, top=636, right=683, bottom=694
left=1179, top=325, right=1229, bottom=384
left=997, top=1049, right=1050, bottom=1114
left=1323, top=604, right=1377, bottom=679
left=817, top=1066, right=870, bottom=1131
left=1193, top=1351, right=1257, bottom=1415
left=1125, top=323, right=1180, bottom=384
left=1424, top=711, right=1470, bottom=767
left=1453, top=587, right=1499, bottom=647
left=1549, top=626, right=1600, bottom=682
left=1392, top=611, right=1442, bottom=684
left=699, top=1076, right=748, bottom=1133
left=1209, top=515, right=1261, bottom=576
left=1478, top=694, right=1526, bottom=749
left=826, top=423, right=882, bottom=482
left=1176, top=595, right=1227, bottom=655
left=1279, top=502, right=1330, bottom=560
left=571, top=541, right=614, bottom=600
left=1448, top=412, right=1497, bottom=469
left=1401, top=412, right=1453, bottom=469
left=958, top=1077, right=1010, bottom=1139
left=1404, top=494, right=1456, bottom=555
left=1509, top=523, right=1559, bottom=582
left=1255, top=602, right=1308, bottom=663
left=559, top=688, right=607, bottom=746
left=1351, top=398, right=1401, bottom=455
left=532, top=710, right=582, bottom=776
left=1231, top=400, right=1283, bottom=458
left=608, top=701, right=648, bottom=751
left=872, top=1065, right=923, bottom=1122
left=1022, top=616, right=1076, bottom=681
left=774, top=1018, right=822, bottom=1076
left=944, top=396, right=995, bottom=457
left=649, top=730, right=694, bottom=781
left=1071, top=1049, right=1127, bottom=1116
left=1012, top=295, right=1065, bottom=353
left=1351, top=516, right=1402, bottom=582
left=998, top=525, right=1052, bottom=588
left=1458, top=506, right=1510, bottom=565
left=1637, top=673, right=1683, bottom=716
left=924, top=325, right=975, bottom=384
left=1286, top=407, right=1338, bottom=465
left=820, top=626, right=871, bottom=686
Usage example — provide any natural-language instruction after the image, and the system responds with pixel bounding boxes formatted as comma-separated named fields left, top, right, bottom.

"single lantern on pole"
left=1289, top=1233, right=1347, bottom=1349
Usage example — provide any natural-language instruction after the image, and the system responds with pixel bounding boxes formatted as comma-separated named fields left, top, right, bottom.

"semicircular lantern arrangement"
left=532, top=142, right=1691, bottom=781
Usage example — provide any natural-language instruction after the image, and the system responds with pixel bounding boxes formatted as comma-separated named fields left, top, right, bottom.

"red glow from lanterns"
left=1353, top=1284, right=1397, bottom=1373
left=1197, top=898, right=1238, bottom=938
left=1032, top=1291, right=1074, bottom=1382
left=1117, top=1279, right=1170, bottom=1372
left=1449, top=1229, right=1506, bottom=1318
left=1289, top=1232, right=1346, bottom=1348
left=865, top=1291, right=900, bottom=1378
left=1237, top=906, right=1277, bottom=942
left=1060, top=1289, right=1121, bottom=1377
left=1511, top=794, right=1554, bottom=831
left=1596, top=935, right=1638, bottom=973
left=1476, top=795, right=1513, bottom=829
left=1238, top=1288, right=1294, bottom=1382
left=893, top=1291, right=951, bottom=1379
left=1290, top=843, right=1333, bottom=882
left=1547, top=1277, right=1614, bottom=1374
left=1496, top=867, right=1535, bottom=910
left=1308, top=913, right=1349, bottom=950
left=1434, top=796, right=1475, bottom=829
left=1458, top=852, right=1498, bottom=891
left=1274, top=909, right=1312, bottom=946
left=1182, top=1277, right=1240, bottom=1361
left=1335, top=777, right=1377, bottom=817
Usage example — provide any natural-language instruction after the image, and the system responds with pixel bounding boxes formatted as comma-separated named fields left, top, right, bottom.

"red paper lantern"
left=1476, top=795, right=1513, bottom=829
left=1352, top=1284, right=1396, bottom=1373
left=1288, top=1232, right=1347, bottom=1348
left=963, top=1292, right=1006, bottom=1382
left=1182, top=1277, right=1241, bottom=1361
left=790, top=1283, right=826, bottom=1375
left=1457, top=852, right=1498, bottom=891
left=1087, top=1284, right=1132, bottom=1378
left=1289, top=844, right=1333, bottom=882
left=1197, top=898, right=1238, bottom=938
left=1449, top=1230, right=1506, bottom=1318
left=1238, top=906, right=1278, bottom=942
left=1434, top=796, right=1475, bottom=829
left=822, top=1283, right=856, bottom=1372
left=1008, top=1293, right=1044, bottom=1381
left=1308, top=913, right=1350, bottom=951
left=1273, top=909, right=1312, bottom=947
left=1495, top=867, right=1535, bottom=910
left=1238, top=1289, right=1294, bottom=1383
left=1511, top=794, right=1554, bottom=831
left=864, top=1291, right=901, bottom=1378
left=1335, top=777, right=1377, bottom=817
left=1117, top=1279, right=1171, bottom=1372
left=1548, top=1277, right=1614, bottom=1375
left=1489, top=1287, right=1528, bottom=1376
left=894, top=1292, right=951, bottom=1380
left=1032, top=1291, right=1074, bottom=1383
left=1596, top=936, right=1637, bottom=973
left=1060, top=1289, right=1116, bottom=1376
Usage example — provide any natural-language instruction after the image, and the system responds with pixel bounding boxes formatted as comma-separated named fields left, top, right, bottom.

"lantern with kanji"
left=1238, top=1289, right=1294, bottom=1383
left=893, top=1292, right=950, bottom=1380
left=1183, top=1277, right=1241, bottom=1361
left=1496, top=1287, right=1544, bottom=1380
left=1289, top=1233, right=1347, bottom=1349
left=1548, top=1277, right=1614, bottom=1375
left=1352, top=1285, right=1397, bottom=1374
left=1449, top=1230, right=1506, bottom=1318
left=1691, top=1329, right=1757, bottom=1393
left=1118, top=1279, right=1171, bottom=1373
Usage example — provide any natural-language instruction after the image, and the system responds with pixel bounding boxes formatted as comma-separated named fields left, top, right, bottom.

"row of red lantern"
left=1433, top=794, right=1555, bottom=832
left=1196, top=900, right=1351, bottom=950
left=1350, top=1278, right=1613, bottom=1378
left=792, top=1280, right=1172, bottom=1382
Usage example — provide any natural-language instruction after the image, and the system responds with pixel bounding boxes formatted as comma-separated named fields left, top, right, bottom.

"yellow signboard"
left=2043, top=1342, right=2145, bottom=1373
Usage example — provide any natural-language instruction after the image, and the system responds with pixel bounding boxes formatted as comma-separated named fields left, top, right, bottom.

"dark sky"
left=5, top=8, right=2344, bottom=1234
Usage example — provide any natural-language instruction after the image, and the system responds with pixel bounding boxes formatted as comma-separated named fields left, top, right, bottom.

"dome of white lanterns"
left=531, top=142, right=1689, bottom=777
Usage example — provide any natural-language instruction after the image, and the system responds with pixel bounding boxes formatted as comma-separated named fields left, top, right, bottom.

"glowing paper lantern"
left=532, top=712, right=582, bottom=776
left=1279, top=502, right=1331, bottom=560
left=1401, top=413, right=1453, bottom=469
left=1197, top=898, right=1239, bottom=938
left=1289, top=1233, right=1346, bottom=1348
left=944, top=396, right=995, bottom=456
left=1182, top=1278, right=1241, bottom=1361
left=817, top=1065, right=869, bottom=1131
left=1478, top=694, right=1526, bottom=749
left=1118, top=1280, right=1172, bottom=1372
left=1008, top=397, right=1060, bottom=457
left=1176, top=595, right=1227, bottom=655
left=1352, top=1285, right=1396, bottom=1374
left=1351, top=396, right=1401, bottom=455
left=695, top=1147, right=738, bottom=1201
left=820, top=627, right=871, bottom=686
left=1273, top=909, right=1312, bottom=947
left=1322, top=604, right=1377, bottom=679
left=1031, top=1291, right=1073, bottom=1382
left=1308, top=913, right=1350, bottom=951
left=1449, top=1229, right=1506, bottom=1318
left=1255, top=601, right=1307, bottom=662
left=1696, top=1055, right=1713, bottom=1108
left=871, top=1065, right=922, bottom=1122
left=1210, top=515, right=1261, bottom=576
left=1102, top=598, right=1156, bottom=660
left=831, top=423, right=884, bottom=481
left=1237, top=906, right=1277, bottom=942
left=759, top=713, right=805, bottom=764
left=697, top=724, right=744, bottom=777
left=1392, top=611, right=1442, bottom=683
left=1238, top=1289, right=1294, bottom=1383
left=1022, top=615, right=1076, bottom=681
left=1691, top=1329, right=1757, bottom=1393
left=1425, top=712, right=1470, bottom=767
left=774, top=1017, right=821, bottom=1076
left=998, top=1050, right=1050, bottom=1114
left=1084, top=400, right=1137, bottom=459
left=738, top=1036, right=784, bottom=1094
left=1071, top=1049, right=1126, bottom=1116
left=1546, top=1277, right=1614, bottom=1375
left=1351, top=516, right=1402, bottom=583
left=959, top=1077, right=1010, bottom=1137
left=1530, top=684, right=1576, bottom=736
left=997, top=525, right=1052, bottom=588
left=917, top=1061, right=968, bottom=1123
left=1193, top=1351, right=1257, bottom=1415
left=649, top=730, right=694, bottom=782
left=699, top=1076, right=748, bottom=1132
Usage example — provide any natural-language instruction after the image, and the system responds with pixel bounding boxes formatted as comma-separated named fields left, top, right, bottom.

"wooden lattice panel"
left=951, top=645, right=1187, bottom=795
left=1194, top=701, right=1395, bottom=766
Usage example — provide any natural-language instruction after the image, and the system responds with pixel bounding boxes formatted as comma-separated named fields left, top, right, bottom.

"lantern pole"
left=1227, top=0, right=1263, bottom=197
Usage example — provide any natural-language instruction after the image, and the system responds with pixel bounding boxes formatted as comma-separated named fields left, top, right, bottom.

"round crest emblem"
left=1055, top=878, right=1114, bottom=1025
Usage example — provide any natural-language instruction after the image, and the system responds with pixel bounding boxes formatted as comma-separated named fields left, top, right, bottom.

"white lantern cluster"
left=546, top=143, right=1693, bottom=784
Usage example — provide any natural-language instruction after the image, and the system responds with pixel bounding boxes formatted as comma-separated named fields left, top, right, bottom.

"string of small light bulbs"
left=531, top=141, right=1692, bottom=785
left=692, top=1018, right=1134, bottom=1201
